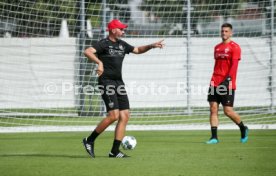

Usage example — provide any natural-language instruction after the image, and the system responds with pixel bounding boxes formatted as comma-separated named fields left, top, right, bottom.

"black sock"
left=111, top=139, right=121, bottom=154
left=237, top=121, right=245, bottom=130
left=211, top=126, right=218, bottom=139
left=87, top=130, right=100, bottom=143
left=238, top=121, right=246, bottom=138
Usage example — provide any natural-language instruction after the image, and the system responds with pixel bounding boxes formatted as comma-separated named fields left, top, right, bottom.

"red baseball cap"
left=107, top=19, right=128, bottom=31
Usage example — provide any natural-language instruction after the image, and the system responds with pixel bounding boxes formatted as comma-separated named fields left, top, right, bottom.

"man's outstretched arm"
left=132, top=39, right=165, bottom=54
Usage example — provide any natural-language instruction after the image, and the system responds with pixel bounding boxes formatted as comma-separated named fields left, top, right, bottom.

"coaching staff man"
left=206, top=23, right=248, bottom=144
left=82, top=19, right=164, bottom=158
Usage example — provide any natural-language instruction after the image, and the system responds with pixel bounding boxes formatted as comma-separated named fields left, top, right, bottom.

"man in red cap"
left=83, top=19, right=164, bottom=158
left=107, top=19, right=128, bottom=30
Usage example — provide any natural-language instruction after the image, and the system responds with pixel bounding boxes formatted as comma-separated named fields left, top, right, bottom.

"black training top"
left=93, top=37, right=134, bottom=80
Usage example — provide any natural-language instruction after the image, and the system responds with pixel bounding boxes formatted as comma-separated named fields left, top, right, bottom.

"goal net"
left=0, top=0, right=275, bottom=132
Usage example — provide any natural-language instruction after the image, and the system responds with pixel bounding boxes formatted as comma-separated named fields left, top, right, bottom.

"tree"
left=0, top=0, right=77, bottom=37
left=140, top=0, right=186, bottom=24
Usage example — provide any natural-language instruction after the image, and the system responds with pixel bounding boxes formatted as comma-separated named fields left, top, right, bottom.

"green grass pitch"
left=0, top=130, right=276, bottom=176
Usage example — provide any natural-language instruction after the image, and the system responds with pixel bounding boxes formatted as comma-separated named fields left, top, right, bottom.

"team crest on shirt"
left=109, top=49, right=115, bottom=55
left=224, top=48, right=229, bottom=53
left=119, top=44, right=124, bottom=51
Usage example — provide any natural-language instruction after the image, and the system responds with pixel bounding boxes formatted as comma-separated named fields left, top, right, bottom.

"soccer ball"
left=121, top=136, right=137, bottom=150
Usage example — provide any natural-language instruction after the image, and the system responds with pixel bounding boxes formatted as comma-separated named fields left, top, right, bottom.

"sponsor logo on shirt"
left=216, top=53, right=229, bottom=59
left=215, top=48, right=230, bottom=59
left=109, top=49, right=124, bottom=56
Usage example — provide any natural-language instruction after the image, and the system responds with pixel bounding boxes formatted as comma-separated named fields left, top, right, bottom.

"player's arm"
left=220, top=45, right=241, bottom=87
left=132, top=39, right=164, bottom=54
left=228, top=45, right=241, bottom=79
left=220, top=59, right=239, bottom=87
left=84, top=47, right=103, bottom=76
left=228, top=59, right=239, bottom=79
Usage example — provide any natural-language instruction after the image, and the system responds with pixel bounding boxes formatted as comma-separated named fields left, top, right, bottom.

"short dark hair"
left=221, top=23, right=232, bottom=30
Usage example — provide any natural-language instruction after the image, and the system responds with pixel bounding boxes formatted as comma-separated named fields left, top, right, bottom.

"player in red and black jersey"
left=206, top=23, right=249, bottom=144
left=82, top=19, right=164, bottom=158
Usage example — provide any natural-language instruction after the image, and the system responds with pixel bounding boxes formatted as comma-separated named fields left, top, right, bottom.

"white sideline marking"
left=0, top=124, right=276, bottom=133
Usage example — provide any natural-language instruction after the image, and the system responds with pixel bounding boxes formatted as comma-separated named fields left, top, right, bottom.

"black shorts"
left=207, top=86, right=235, bottom=107
left=98, top=78, right=129, bottom=112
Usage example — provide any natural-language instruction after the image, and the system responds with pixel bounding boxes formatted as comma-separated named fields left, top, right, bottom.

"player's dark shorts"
left=207, top=86, right=235, bottom=107
left=98, top=78, right=129, bottom=112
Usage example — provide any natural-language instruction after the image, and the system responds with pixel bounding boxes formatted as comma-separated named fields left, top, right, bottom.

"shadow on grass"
left=0, top=153, right=108, bottom=159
